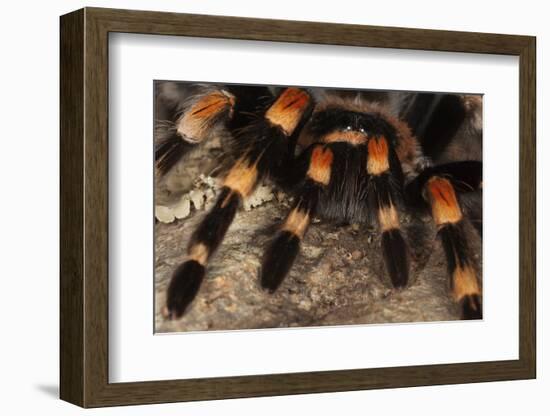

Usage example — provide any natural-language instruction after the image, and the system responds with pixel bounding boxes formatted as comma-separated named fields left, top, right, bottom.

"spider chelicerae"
left=155, top=83, right=482, bottom=323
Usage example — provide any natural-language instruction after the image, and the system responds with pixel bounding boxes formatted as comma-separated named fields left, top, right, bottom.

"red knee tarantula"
left=155, top=83, right=483, bottom=321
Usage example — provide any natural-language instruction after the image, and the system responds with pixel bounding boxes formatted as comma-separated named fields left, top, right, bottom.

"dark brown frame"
left=60, top=7, right=536, bottom=408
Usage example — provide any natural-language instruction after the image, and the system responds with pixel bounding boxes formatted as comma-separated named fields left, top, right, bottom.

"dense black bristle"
left=398, top=93, right=437, bottom=129
left=313, top=142, right=371, bottom=223
left=366, top=143, right=405, bottom=208
left=381, top=229, right=409, bottom=288
left=261, top=231, right=301, bottom=293
left=365, top=139, right=405, bottom=216
left=438, top=221, right=471, bottom=277
left=367, top=172, right=404, bottom=211
left=438, top=222, right=482, bottom=319
left=230, top=120, right=290, bottom=181
left=165, top=260, right=205, bottom=319
left=461, top=294, right=482, bottom=320
left=402, top=94, right=467, bottom=160
left=225, top=85, right=274, bottom=131
left=191, top=187, right=240, bottom=253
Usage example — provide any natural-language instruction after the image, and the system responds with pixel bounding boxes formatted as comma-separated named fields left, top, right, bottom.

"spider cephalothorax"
left=155, top=84, right=483, bottom=322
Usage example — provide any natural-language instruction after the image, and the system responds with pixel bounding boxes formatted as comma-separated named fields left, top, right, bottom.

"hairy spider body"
left=155, top=84, right=483, bottom=323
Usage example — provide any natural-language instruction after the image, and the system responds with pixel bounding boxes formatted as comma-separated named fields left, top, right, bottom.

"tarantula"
left=155, top=83, right=483, bottom=322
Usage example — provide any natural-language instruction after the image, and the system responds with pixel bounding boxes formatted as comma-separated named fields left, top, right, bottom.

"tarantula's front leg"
left=366, top=136, right=410, bottom=288
left=164, top=88, right=311, bottom=319
left=405, top=161, right=482, bottom=319
left=425, top=176, right=482, bottom=319
left=261, top=145, right=333, bottom=292
left=155, top=86, right=236, bottom=175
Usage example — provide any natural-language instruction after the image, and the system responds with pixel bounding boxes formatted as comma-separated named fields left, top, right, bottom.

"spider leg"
left=261, top=145, right=332, bottom=292
left=406, top=160, right=483, bottom=235
left=155, top=85, right=236, bottom=175
left=424, top=176, right=482, bottom=319
left=398, top=93, right=469, bottom=161
left=366, top=136, right=410, bottom=288
left=164, top=88, right=312, bottom=319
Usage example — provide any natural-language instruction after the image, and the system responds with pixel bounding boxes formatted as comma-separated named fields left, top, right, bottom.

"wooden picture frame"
left=60, top=7, right=536, bottom=408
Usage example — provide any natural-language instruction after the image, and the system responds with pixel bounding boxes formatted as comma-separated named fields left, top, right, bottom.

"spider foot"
left=164, top=260, right=205, bottom=320
left=261, top=231, right=301, bottom=293
left=381, top=229, right=409, bottom=288
left=460, top=294, right=482, bottom=320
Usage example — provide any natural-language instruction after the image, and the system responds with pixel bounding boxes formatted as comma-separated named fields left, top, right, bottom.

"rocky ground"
left=154, top=192, right=482, bottom=333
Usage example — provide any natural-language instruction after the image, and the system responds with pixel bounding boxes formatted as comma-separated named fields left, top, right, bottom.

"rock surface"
left=154, top=194, right=482, bottom=333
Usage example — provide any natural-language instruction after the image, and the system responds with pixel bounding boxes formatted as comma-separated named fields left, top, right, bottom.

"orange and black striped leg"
left=164, top=183, right=249, bottom=319
left=405, top=161, right=482, bottom=232
left=366, top=136, right=410, bottom=288
left=164, top=88, right=311, bottom=319
left=261, top=145, right=333, bottom=292
left=425, top=177, right=482, bottom=320
left=260, top=195, right=313, bottom=293
left=155, top=87, right=235, bottom=175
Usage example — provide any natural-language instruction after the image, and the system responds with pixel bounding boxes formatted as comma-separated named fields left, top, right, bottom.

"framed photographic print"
left=60, top=7, right=536, bottom=408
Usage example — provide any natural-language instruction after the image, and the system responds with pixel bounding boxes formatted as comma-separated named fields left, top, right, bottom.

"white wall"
left=0, top=0, right=546, bottom=414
